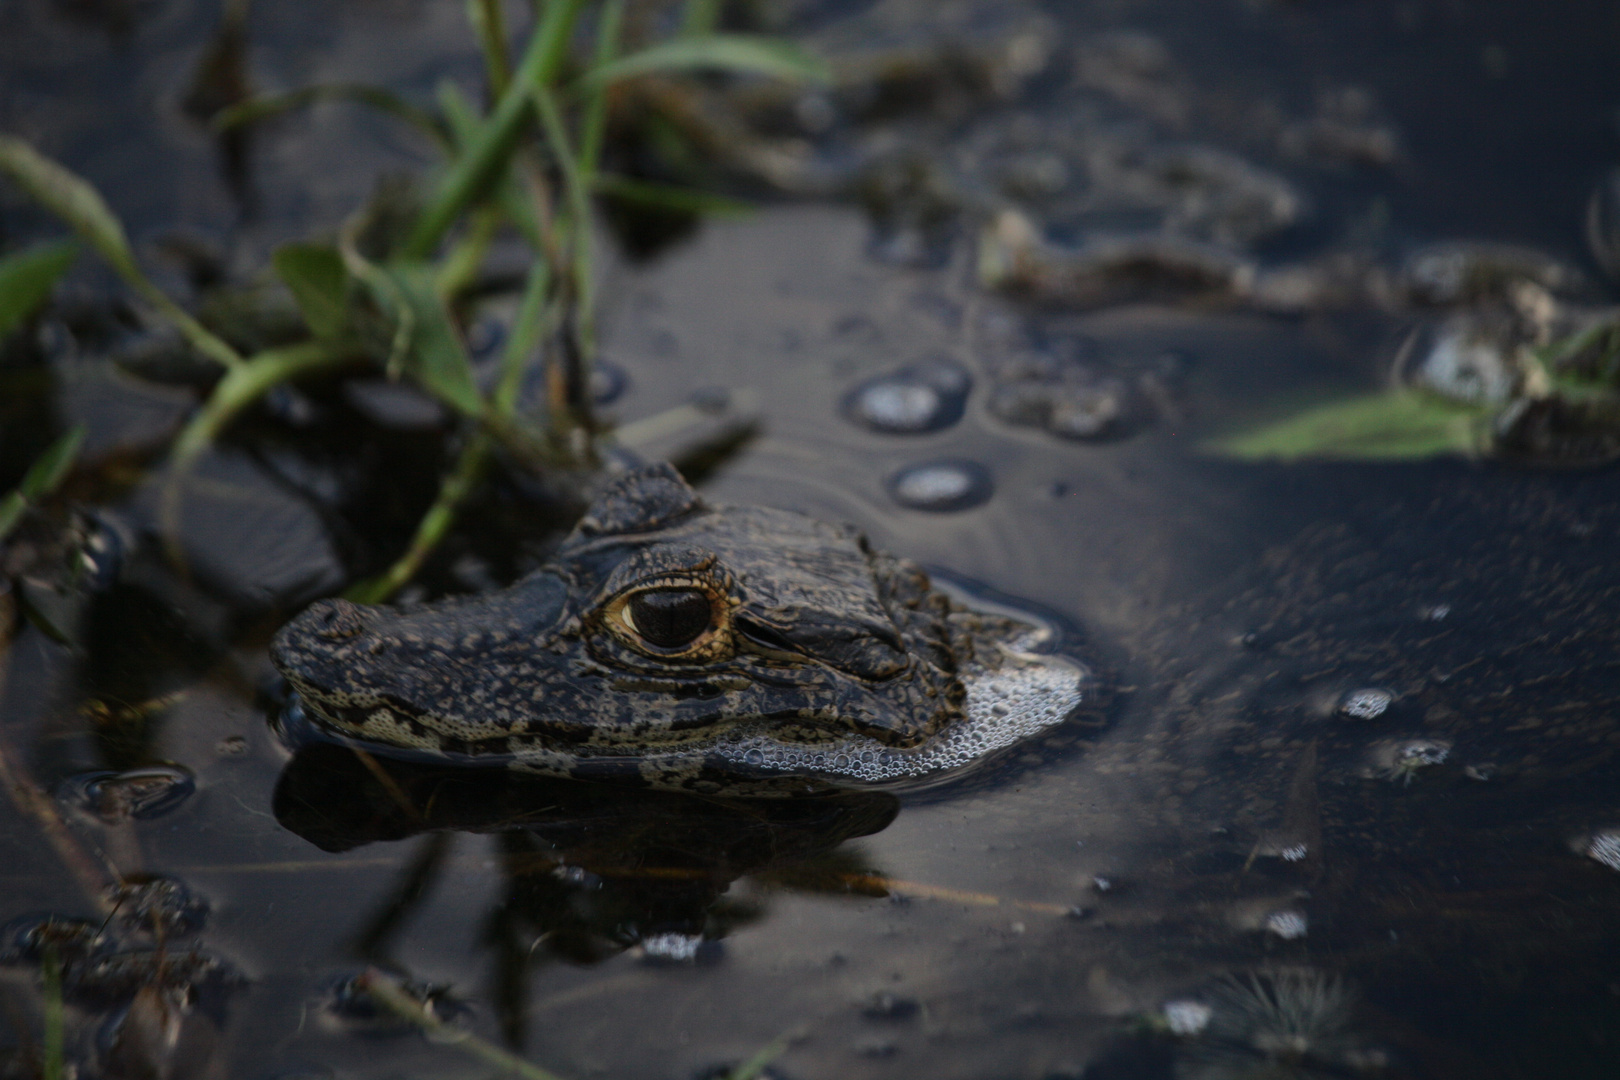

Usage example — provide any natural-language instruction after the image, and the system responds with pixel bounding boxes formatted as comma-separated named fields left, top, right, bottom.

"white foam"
left=711, top=648, right=1085, bottom=784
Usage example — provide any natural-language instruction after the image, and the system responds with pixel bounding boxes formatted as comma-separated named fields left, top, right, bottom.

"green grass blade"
left=436, top=78, right=545, bottom=250
left=1205, top=391, right=1491, bottom=462
left=0, top=239, right=77, bottom=340
left=494, top=258, right=552, bottom=416
left=726, top=1028, right=801, bottom=1080
left=579, top=0, right=626, bottom=178
left=0, top=424, right=86, bottom=543
left=532, top=84, right=592, bottom=299
left=585, top=34, right=830, bottom=87
left=0, top=135, right=243, bottom=370
left=402, top=0, right=590, bottom=258
left=466, top=0, right=514, bottom=96
left=171, top=341, right=352, bottom=467
left=272, top=242, right=350, bottom=339
left=0, top=493, right=25, bottom=545
left=19, top=424, right=86, bottom=500
left=42, top=947, right=64, bottom=1080
left=434, top=78, right=484, bottom=149
left=213, top=85, right=447, bottom=147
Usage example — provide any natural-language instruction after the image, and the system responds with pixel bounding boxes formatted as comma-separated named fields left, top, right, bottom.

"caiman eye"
left=625, top=588, right=713, bottom=649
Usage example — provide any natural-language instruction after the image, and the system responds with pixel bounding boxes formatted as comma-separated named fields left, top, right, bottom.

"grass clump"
left=0, top=0, right=827, bottom=600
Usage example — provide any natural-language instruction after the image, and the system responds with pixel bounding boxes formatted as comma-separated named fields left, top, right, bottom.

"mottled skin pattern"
left=271, top=464, right=1026, bottom=792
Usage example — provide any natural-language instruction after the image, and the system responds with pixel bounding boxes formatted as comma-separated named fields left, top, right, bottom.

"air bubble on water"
left=590, top=361, right=629, bottom=406
left=1162, top=1000, right=1213, bottom=1036
left=1339, top=688, right=1392, bottom=720
left=843, top=359, right=972, bottom=434
left=857, top=384, right=941, bottom=429
left=1264, top=910, right=1308, bottom=940
left=887, top=460, right=993, bottom=512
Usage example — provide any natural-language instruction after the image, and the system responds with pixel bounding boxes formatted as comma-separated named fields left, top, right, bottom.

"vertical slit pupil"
left=629, top=589, right=712, bottom=648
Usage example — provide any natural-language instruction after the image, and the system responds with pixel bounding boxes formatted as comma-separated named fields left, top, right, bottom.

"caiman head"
left=270, top=464, right=971, bottom=774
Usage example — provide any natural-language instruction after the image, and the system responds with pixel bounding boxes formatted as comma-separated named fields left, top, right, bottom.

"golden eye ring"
left=601, top=577, right=735, bottom=660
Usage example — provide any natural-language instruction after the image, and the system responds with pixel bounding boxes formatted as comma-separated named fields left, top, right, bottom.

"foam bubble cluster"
left=710, top=648, right=1084, bottom=784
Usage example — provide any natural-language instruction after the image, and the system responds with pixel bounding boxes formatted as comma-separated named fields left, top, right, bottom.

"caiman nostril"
left=312, top=598, right=367, bottom=641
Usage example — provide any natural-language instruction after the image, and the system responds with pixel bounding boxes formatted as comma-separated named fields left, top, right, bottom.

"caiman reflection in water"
left=274, top=743, right=899, bottom=974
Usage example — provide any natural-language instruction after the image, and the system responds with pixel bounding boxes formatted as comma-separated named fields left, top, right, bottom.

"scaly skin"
left=271, top=463, right=1054, bottom=793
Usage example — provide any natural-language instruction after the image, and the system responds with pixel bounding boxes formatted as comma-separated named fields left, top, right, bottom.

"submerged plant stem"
left=361, top=969, right=571, bottom=1080
left=345, top=432, right=492, bottom=605
left=42, top=947, right=64, bottom=1080
left=467, top=0, right=513, bottom=97
left=0, top=741, right=114, bottom=910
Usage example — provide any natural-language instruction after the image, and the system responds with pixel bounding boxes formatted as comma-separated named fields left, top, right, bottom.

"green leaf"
left=379, top=261, right=486, bottom=417
left=0, top=424, right=86, bottom=543
left=1204, top=391, right=1491, bottom=462
left=272, top=242, right=349, bottom=339
left=213, top=85, right=447, bottom=147
left=0, top=240, right=77, bottom=340
left=585, top=34, right=830, bottom=87
left=0, top=136, right=243, bottom=370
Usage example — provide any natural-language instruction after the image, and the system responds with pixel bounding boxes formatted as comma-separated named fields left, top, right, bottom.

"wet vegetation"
left=4, top=0, right=1620, bottom=1077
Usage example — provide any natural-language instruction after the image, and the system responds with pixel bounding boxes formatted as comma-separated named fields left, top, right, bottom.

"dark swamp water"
left=4, top=1, right=1620, bottom=1077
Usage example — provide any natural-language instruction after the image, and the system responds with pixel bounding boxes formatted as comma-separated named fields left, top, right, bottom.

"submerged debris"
left=979, top=210, right=1255, bottom=310
left=105, top=876, right=210, bottom=938
left=1362, top=738, right=1451, bottom=786
left=319, top=970, right=466, bottom=1036
left=1253, top=743, right=1321, bottom=867
left=62, top=764, right=197, bottom=822
left=0, top=914, right=111, bottom=968
left=1176, top=969, right=1386, bottom=1080
left=1399, top=242, right=1585, bottom=307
